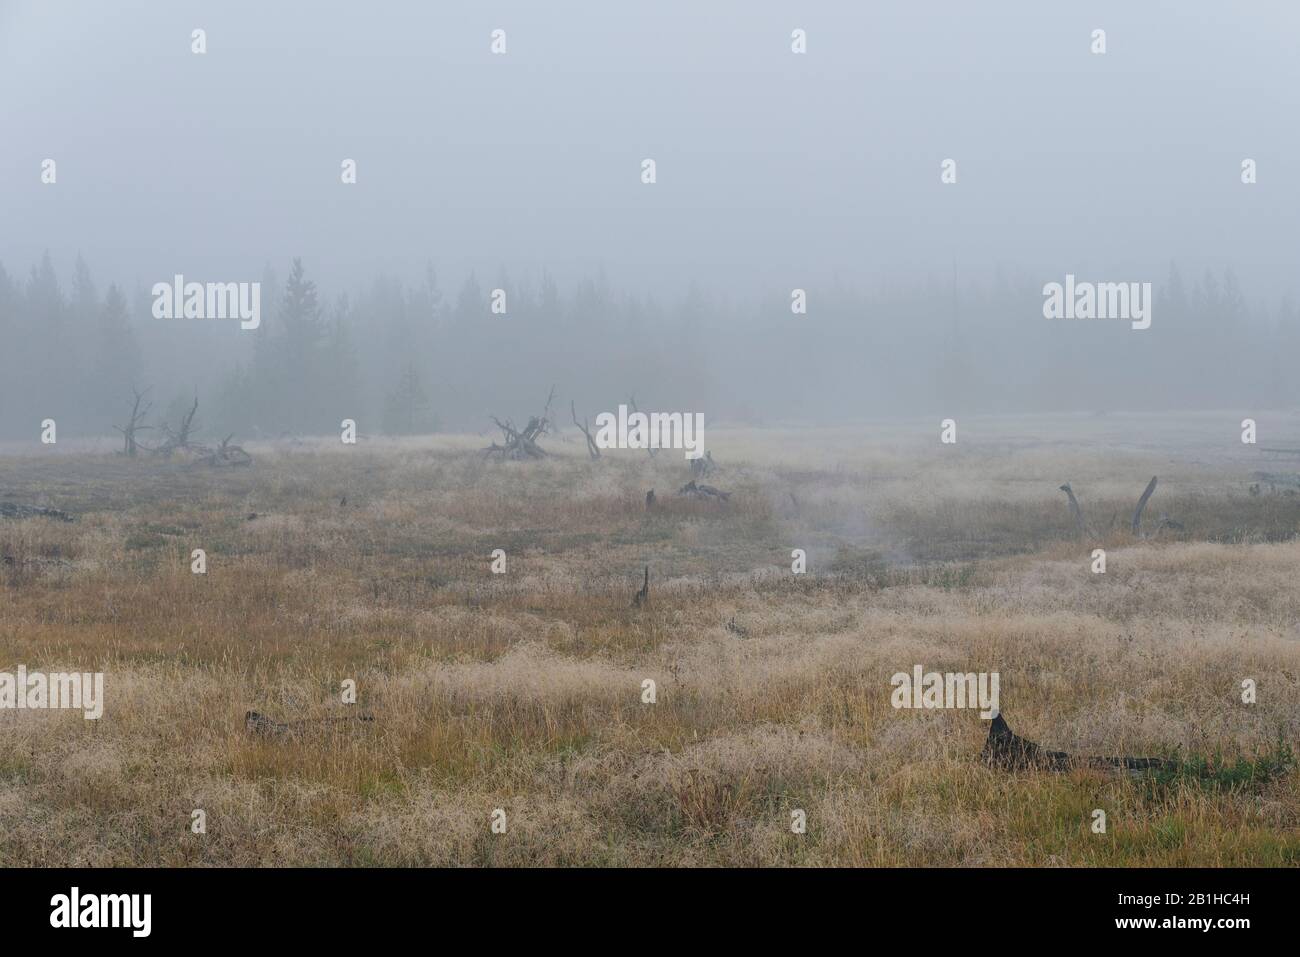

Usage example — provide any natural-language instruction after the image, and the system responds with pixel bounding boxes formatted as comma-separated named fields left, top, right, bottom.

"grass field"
left=1, top=413, right=1298, bottom=866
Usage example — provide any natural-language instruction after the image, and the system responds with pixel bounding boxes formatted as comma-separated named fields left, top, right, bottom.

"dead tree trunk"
left=113, top=387, right=154, bottom=458
left=628, top=394, right=656, bottom=458
left=149, top=394, right=201, bottom=458
left=571, top=400, right=601, bottom=460
left=1058, top=483, right=1084, bottom=536
left=1132, top=476, right=1158, bottom=536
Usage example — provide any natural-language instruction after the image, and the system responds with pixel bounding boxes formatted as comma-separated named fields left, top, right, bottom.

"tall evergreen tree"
left=94, top=283, right=144, bottom=431
left=382, top=361, right=432, bottom=435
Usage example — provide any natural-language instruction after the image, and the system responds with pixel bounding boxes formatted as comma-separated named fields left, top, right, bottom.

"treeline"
left=0, top=253, right=1296, bottom=441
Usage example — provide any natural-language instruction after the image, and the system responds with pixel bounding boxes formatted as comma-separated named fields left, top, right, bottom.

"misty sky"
left=3, top=0, right=1298, bottom=300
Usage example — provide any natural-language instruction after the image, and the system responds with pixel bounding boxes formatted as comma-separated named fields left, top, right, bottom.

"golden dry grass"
left=1, top=416, right=1298, bottom=865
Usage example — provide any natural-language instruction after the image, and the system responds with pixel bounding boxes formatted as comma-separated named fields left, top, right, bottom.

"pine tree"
left=280, top=257, right=323, bottom=349
left=254, top=259, right=325, bottom=433
left=382, top=362, right=431, bottom=435
left=24, top=253, right=66, bottom=430
left=95, top=283, right=144, bottom=432
left=325, top=293, right=362, bottom=429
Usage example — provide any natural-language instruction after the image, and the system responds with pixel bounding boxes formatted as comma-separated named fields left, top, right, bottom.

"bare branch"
left=571, top=400, right=600, bottom=460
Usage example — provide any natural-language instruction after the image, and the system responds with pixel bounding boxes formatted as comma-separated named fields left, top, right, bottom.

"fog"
left=2, top=0, right=1298, bottom=438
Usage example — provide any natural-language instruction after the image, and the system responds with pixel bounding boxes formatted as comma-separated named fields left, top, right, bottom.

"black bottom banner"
left=0, top=867, right=1282, bottom=942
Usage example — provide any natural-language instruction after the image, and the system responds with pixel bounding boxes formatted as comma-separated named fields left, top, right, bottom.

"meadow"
left=1, top=413, right=1297, bottom=866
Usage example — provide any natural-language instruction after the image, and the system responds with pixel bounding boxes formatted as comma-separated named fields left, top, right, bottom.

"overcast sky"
left=2, top=0, right=1298, bottom=299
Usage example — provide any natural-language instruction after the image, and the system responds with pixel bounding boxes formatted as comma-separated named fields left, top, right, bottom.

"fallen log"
left=1153, top=513, right=1184, bottom=535
left=678, top=480, right=730, bottom=501
left=0, top=503, right=74, bottom=522
left=245, top=710, right=375, bottom=739
left=1251, top=471, right=1300, bottom=491
left=194, top=434, right=253, bottom=468
left=982, top=713, right=1170, bottom=775
left=1, top=553, right=72, bottom=569
left=484, top=386, right=556, bottom=460
left=144, top=394, right=201, bottom=458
